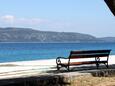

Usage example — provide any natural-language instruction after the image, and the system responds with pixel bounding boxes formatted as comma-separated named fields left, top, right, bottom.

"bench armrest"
left=56, top=57, right=67, bottom=59
left=56, top=57, right=67, bottom=65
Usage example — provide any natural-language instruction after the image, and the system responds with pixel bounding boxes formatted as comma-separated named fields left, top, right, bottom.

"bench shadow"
left=46, top=64, right=115, bottom=76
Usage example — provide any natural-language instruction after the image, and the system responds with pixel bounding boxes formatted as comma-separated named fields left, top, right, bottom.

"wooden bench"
left=56, top=49, right=111, bottom=71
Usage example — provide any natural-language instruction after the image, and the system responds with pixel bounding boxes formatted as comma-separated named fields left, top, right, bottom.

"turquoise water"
left=0, top=43, right=114, bottom=63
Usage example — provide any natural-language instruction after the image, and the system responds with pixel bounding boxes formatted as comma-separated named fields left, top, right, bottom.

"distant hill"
left=0, top=27, right=114, bottom=43
left=99, top=37, right=115, bottom=42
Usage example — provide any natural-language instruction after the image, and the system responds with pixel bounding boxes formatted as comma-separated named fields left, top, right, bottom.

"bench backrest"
left=69, top=50, right=111, bottom=59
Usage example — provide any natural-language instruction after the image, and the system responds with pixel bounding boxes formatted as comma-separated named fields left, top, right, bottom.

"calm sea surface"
left=0, top=43, right=114, bottom=63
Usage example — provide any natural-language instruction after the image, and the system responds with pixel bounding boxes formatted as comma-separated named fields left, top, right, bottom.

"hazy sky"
left=0, top=0, right=114, bottom=37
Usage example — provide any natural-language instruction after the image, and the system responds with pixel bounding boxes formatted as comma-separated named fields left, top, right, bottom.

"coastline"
left=0, top=59, right=56, bottom=66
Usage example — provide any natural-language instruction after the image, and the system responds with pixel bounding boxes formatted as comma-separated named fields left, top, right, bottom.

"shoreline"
left=0, top=59, right=56, bottom=66
left=0, top=55, right=114, bottom=74
left=0, top=55, right=115, bottom=65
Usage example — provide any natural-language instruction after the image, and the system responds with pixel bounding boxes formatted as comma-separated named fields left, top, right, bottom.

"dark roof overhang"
left=104, top=0, right=115, bottom=16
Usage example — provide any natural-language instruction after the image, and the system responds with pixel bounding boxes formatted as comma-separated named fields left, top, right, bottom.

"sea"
left=0, top=42, right=115, bottom=63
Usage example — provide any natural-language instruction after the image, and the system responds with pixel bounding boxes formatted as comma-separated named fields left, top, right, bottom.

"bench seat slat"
left=70, top=54, right=109, bottom=59
left=62, top=61, right=107, bottom=66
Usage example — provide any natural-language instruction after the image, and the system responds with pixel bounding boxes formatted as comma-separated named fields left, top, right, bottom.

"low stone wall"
left=0, top=75, right=72, bottom=86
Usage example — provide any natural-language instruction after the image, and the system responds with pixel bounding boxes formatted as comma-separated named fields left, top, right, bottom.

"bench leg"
left=57, top=65, right=60, bottom=70
left=95, top=57, right=100, bottom=69
left=105, top=62, right=109, bottom=68
left=67, top=66, right=70, bottom=71
left=106, top=64, right=109, bottom=68
left=96, top=63, right=99, bottom=69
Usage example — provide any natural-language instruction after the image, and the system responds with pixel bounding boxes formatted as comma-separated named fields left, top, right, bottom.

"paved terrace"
left=0, top=55, right=115, bottom=85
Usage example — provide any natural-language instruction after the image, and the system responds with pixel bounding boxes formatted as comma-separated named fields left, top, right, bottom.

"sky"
left=0, top=0, right=114, bottom=37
